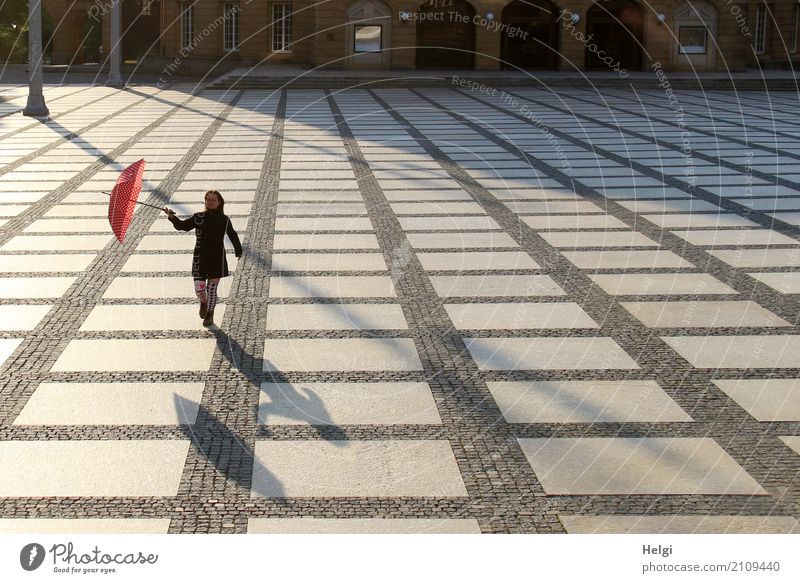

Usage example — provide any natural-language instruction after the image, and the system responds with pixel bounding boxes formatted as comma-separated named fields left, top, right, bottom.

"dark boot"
left=202, top=310, right=214, bottom=327
left=199, top=302, right=208, bottom=318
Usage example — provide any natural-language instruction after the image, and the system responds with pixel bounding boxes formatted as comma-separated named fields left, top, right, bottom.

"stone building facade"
left=43, top=0, right=800, bottom=73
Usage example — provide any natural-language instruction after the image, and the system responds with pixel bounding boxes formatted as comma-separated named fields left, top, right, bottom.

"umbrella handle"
left=101, top=191, right=165, bottom=211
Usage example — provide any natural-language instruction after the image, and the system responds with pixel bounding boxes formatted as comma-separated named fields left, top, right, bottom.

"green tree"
left=0, top=0, right=29, bottom=63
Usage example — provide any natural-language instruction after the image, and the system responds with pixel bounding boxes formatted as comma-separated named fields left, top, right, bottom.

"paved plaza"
left=0, top=79, right=799, bottom=534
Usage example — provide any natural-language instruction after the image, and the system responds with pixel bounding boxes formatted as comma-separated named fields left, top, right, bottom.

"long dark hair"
left=204, top=190, right=225, bottom=214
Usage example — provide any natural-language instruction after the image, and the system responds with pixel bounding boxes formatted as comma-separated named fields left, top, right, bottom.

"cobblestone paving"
left=0, top=83, right=799, bottom=534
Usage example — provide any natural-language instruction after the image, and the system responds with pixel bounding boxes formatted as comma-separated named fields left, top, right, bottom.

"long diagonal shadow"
left=173, top=392, right=286, bottom=499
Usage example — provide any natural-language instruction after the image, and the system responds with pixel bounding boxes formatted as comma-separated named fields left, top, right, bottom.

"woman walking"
left=164, top=190, right=242, bottom=326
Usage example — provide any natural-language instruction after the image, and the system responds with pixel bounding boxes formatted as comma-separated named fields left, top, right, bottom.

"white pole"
left=23, top=0, right=50, bottom=117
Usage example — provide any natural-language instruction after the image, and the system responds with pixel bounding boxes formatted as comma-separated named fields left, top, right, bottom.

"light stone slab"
left=51, top=339, right=218, bottom=372
left=262, top=338, right=422, bottom=372
left=390, top=202, right=485, bottom=215
left=0, top=440, right=190, bottom=497
left=0, top=339, right=22, bottom=367
left=780, top=436, right=800, bottom=455
left=769, top=212, right=800, bottom=225
left=671, top=229, right=798, bottom=246
left=270, top=253, right=386, bottom=272
left=121, top=254, right=200, bottom=272
left=251, top=440, right=467, bottom=497
left=712, top=379, right=800, bottom=421
left=540, top=231, right=658, bottom=248
left=563, top=250, right=694, bottom=269
left=277, top=203, right=366, bottom=215
left=518, top=437, right=766, bottom=495
left=506, top=201, right=605, bottom=214
left=617, top=199, right=721, bottom=213
left=266, top=304, right=407, bottom=330
left=0, top=277, right=75, bottom=298
left=406, top=232, right=518, bottom=249
left=465, top=337, right=639, bottom=370
left=137, top=235, right=237, bottom=252
left=275, top=217, right=374, bottom=231
left=710, top=248, right=800, bottom=268
left=383, top=190, right=472, bottom=202
left=0, top=204, right=29, bottom=216
left=269, top=275, right=396, bottom=298
left=80, top=305, right=227, bottom=331
left=558, top=515, right=799, bottom=534
left=1, top=235, right=112, bottom=251
left=0, top=519, right=172, bottom=534
left=258, top=382, right=440, bottom=425
left=247, top=518, right=480, bottom=534
left=642, top=214, right=759, bottom=228
left=103, top=277, right=231, bottom=299
left=445, top=303, right=597, bottom=329
left=397, top=216, right=501, bottom=231
left=487, top=380, right=691, bottom=423
left=24, top=219, right=112, bottom=233
left=662, top=335, right=800, bottom=368
left=430, top=275, right=565, bottom=297
left=417, top=251, right=539, bottom=270
left=0, top=254, right=95, bottom=272
left=273, top=234, right=380, bottom=250
left=44, top=205, right=139, bottom=218
left=748, top=272, right=800, bottom=293
left=523, top=215, right=628, bottom=229
left=621, top=300, right=788, bottom=328
left=14, top=383, right=204, bottom=425
left=589, top=273, right=737, bottom=295
left=0, top=305, right=51, bottom=331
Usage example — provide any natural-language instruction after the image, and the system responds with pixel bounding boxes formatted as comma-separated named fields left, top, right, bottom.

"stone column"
left=108, top=0, right=124, bottom=87
left=23, top=0, right=49, bottom=117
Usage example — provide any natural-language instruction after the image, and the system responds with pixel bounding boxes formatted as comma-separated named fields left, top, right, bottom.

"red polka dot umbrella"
left=107, top=159, right=163, bottom=243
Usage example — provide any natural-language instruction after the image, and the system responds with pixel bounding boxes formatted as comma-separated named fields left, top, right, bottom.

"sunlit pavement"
left=0, top=80, right=798, bottom=533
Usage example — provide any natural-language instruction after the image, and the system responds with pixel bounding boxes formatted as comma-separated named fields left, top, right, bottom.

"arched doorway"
left=122, top=0, right=161, bottom=62
left=672, top=1, right=718, bottom=71
left=416, top=0, right=475, bottom=69
left=346, top=0, right=392, bottom=69
left=501, top=0, right=560, bottom=70
left=585, top=0, right=643, bottom=71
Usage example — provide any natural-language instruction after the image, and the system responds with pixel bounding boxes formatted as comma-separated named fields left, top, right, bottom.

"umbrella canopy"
left=108, top=159, right=146, bottom=243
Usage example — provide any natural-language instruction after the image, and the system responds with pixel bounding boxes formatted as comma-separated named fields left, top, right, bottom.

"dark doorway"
left=585, top=0, right=643, bottom=71
left=122, top=0, right=161, bottom=61
left=416, top=0, right=475, bottom=69
left=501, top=0, right=560, bottom=70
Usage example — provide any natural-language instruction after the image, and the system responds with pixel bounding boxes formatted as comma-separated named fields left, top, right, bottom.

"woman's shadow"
left=172, top=327, right=348, bottom=500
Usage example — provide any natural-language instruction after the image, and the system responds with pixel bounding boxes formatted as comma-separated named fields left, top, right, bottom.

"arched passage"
left=122, top=0, right=161, bottom=62
left=501, top=0, right=560, bottom=70
left=416, top=0, right=476, bottom=69
left=585, top=0, right=643, bottom=71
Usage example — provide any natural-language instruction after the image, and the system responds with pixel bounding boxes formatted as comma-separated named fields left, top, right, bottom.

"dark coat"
left=168, top=210, right=242, bottom=279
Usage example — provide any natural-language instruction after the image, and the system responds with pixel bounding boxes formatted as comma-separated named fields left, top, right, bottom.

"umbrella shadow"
left=213, top=327, right=348, bottom=442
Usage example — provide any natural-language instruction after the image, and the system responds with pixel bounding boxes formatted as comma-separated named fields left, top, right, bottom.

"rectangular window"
left=754, top=4, right=767, bottom=54
left=678, top=26, right=707, bottom=54
left=354, top=25, right=382, bottom=53
left=141, top=0, right=152, bottom=16
left=272, top=3, right=293, bottom=52
left=792, top=4, right=800, bottom=52
left=223, top=3, right=240, bottom=51
left=181, top=4, right=194, bottom=51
